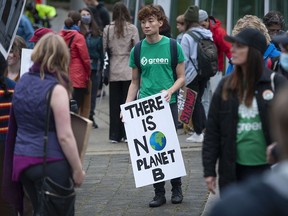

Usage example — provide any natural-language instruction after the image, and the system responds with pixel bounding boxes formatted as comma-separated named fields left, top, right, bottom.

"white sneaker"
left=186, top=133, right=204, bottom=143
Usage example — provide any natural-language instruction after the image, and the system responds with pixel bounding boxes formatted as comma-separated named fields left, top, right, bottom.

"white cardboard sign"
left=121, top=92, right=186, bottom=188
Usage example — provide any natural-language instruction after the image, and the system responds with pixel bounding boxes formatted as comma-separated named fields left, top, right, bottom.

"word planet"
left=150, top=131, right=166, bottom=151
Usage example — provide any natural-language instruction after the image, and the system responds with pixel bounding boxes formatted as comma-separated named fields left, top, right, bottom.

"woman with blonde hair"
left=6, top=33, right=85, bottom=215
left=226, top=15, right=280, bottom=75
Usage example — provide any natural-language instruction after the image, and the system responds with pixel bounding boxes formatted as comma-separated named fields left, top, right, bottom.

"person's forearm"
left=126, top=82, right=139, bottom=103
left=168, top=77, right=185, bottom=94
left=59, top=134, right=83, bottom=172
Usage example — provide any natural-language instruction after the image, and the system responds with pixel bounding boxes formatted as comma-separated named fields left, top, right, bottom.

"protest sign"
left=121, top=92, right=186, bottom=188
left=178, top=87, right=197, bottom=124
left=20, top=48, right=33, bottom=76
left=0, top=0, right=26, bottom=58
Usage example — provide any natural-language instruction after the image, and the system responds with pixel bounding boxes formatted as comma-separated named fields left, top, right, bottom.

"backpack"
left=134, top=38, right=178, bottom=80
left=186, top=30, right=218, bottom=80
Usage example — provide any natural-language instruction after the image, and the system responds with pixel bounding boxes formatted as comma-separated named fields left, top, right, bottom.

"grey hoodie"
left=181, top=27, right=213, bottom=85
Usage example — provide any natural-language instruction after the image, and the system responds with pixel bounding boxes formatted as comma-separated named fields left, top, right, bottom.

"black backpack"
left=186, top=31, right=218, bottom=80
left=134, top=38, right=178, bottom=80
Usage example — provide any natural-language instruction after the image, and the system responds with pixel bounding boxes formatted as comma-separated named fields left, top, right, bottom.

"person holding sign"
left=125, top=5, right=185, bottom=208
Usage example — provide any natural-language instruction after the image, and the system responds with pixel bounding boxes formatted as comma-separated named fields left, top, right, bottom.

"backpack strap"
left=134, top=38, right=178, bottom=80
left=186, top=30, right=201, bottom=43
left=185, top=31, right=199, bottom=71
left=134, top=40, right=143, bottom=74
left=170, top=38, right=178, bottom=81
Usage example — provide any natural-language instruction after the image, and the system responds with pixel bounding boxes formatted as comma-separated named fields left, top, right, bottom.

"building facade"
left=123, top=0, right=288, bottom=38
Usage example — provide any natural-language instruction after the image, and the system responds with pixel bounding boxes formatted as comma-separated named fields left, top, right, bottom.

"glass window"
left=199, top=0, right=228, bottom=29
left=171, top=0, right=195, bottom=37
left=232, top=0, right=264, bottom=28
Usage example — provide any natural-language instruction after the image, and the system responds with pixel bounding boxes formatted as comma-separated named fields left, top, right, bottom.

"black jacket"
left=202, top=67, right=287, bottom=191
left=88, top=2, right=110, bottom=30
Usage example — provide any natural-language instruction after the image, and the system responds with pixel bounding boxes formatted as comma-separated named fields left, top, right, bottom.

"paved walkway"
left=75, top=88, right=219, bottom=216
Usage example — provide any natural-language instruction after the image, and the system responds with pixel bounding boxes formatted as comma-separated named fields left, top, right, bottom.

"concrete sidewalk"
left=76, top=88, right=219, bottom=216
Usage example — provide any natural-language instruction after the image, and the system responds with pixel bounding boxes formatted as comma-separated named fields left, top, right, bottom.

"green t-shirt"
left=129, top=36, right=185, bottom=103
left=236, top=97, right=267, bottom=165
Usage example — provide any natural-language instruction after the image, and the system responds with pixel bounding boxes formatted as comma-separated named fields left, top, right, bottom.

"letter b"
left=152, top=168, right=165, bottom=181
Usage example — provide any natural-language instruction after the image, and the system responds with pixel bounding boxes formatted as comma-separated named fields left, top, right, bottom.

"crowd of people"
left=1, top=0, right=288, bottom=215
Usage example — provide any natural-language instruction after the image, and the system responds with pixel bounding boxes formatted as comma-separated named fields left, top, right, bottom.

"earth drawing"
left=149, top=131, right=167, bottom=151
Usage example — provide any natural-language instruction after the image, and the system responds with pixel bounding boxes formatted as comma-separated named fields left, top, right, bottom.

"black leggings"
left=20, top=160, right=72, bottom=214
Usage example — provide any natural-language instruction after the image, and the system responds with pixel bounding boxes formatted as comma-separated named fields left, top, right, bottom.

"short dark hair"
left=263, top=10, right=285, bottom=30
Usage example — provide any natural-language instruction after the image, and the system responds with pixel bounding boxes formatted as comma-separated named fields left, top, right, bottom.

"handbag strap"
left=271, top=72, right=276, bottom=92
left=106, top=25, right=110, bottom=49
left=42, top=86, right=55, bottom=177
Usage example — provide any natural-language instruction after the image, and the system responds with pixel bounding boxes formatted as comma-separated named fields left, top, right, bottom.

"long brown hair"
left=222, top=47, right=264, bottom=107
left=112, top=2, right=131, bottom=38
left=79, top=7, right=102, bottom=37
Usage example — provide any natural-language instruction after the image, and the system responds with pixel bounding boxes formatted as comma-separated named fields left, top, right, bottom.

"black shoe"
left=171, top=186, right=183, bottom=204
left=149, top=195, right=166, bottom=207
left=177, top=122, right=183, bottom=129
left=92, top=121, right=98, bottom=129
left=89, top=116, right=98, bottom=129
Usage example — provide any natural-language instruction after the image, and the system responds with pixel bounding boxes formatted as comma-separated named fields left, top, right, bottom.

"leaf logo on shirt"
left=141, top=57, right=148, bottom=66
left=238, top=98, right=258, bottom=119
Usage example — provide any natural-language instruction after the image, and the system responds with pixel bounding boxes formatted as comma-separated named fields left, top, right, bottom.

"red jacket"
left=209, top=17, right=232, bottom=72
left=59, top=30, right=91, bottom=88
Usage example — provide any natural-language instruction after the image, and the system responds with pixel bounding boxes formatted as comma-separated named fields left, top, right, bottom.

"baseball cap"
left=29, top=28, right=54, bottom=43
left=224, top=28, right=267, bottom=54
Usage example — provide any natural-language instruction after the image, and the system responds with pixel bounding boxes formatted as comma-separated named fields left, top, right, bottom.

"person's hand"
left=120, top=111, right=125, bottom=123
left=161, top=90, right=172, bottom=102
left=205, top=176, right=216, bottom=194
left=73, top=169, right=85, bottom=187
left=266, top=142, right=278, bottom=164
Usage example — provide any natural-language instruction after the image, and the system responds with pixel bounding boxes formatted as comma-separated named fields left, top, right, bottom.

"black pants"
left=109, top=80, right=131, bottom=141
left=0, top=141, right=18, bottom=216
left=20, top=160, right=73, bottom=215
left=153, top=103, right=182, bottom=194
left=236, top=163, right=270, bottom=182
left=187, top=76, right=207, bottom=134
left=73, top=88, right=87, bottom=111
left=90, top=70, right=101, bottom=118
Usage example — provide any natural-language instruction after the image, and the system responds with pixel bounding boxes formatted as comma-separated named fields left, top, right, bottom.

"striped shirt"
left=0, top=78, right=15, bottom=141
